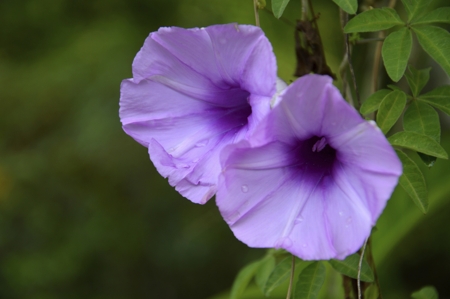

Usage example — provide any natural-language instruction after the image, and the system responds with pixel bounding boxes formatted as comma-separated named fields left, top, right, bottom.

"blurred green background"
left=1, top=0, right=449, bottom=298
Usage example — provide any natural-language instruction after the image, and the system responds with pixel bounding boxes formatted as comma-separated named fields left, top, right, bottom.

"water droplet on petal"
left=294, top=216, right=304, bottom=224
left=195, top=139, right=209, bottom=147
left=302, top=243, right=307, bottom=248
left=176, top=163, right=190, bottom=169
left=241, top=185, right=249, bottom=193
left=227, top=211, right=241, bottom=223
left=276, top=237, right=293, bottom=249
left=192, top=158, right=199, bottom=163
left=339, top=211, right=344, bottom=216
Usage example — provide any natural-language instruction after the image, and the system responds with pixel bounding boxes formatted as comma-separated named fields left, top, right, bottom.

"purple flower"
left=216, top=75, right=402, bottom=260
left=120, top=24, right=278, bottom=204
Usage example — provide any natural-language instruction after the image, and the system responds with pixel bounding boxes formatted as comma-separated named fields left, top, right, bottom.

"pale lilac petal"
left=330, top=122, right=402, bottom=175
left=120, top=24, right=277, bottom=203
left=217, top=74, right=402, bottom=260
left=151, top=24, right=276, bottom=95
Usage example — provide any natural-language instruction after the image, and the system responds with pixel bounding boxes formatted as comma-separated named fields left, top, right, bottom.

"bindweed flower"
left=216, top=75, right=402, bottom=260
left=120, top=24, right=278, bottom=204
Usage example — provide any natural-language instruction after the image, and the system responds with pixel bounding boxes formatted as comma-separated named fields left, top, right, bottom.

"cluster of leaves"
left=230, top=249, right=440, bottom=299
left=359, top=65, right=450, bottom=214
left=344, top=0, right=450, bottom=82
left=271, top=0, right=360, bottom=18
left=230, top=250, right=375, bottom=299
left=351, top=0, right=450, bottom=215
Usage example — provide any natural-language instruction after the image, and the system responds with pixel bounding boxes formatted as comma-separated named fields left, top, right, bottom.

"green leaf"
left=419, top=85, right=450, bottom=115
left=376, top=90, right=407, bottom=134
left=364, top=284, right=380, bottom=299
left=411, top=286, right=439, bottom=299
left=344, top=7, right=404, bottom=33
left=293, top=262, right=326, bottom=299
left=413, top=25, right=450, bottom=78
left=263, top=257, right=294, bottom=296
left=328, top=253, right=374, bottom=282
left=388, top=131, right=448, bottom=159
left=401, top=0, right=430, bottom=22
left=396, top=150, right=428, bottom=213
left=403, top=101, right=440, bottom=141
left=403, top=101, right=440, bottom=167
left=413, top=7, right=450, bottom=25
left=332, top=0, right=357, bottom=14
left=387, top=84, right=403, bottom=91
left=272, top=0, right=290, bottom=18
left=360, top=89, right=392, bottom=114
left=230, top=261, right=261, bottom=299
left=405, top=65, right=431, bottom=97
left=382, top=27, right=412, bottom=82
left=255, top=256, right=276, bottom=293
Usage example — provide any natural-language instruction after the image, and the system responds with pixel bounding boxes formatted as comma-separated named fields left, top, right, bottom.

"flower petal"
left=120, top=24, right=278, bottom=203
left=217, top=74, right=402, bottom=260
left=151, top=24, right=276, bottom=96
left=217, top=143, right=338, bottom=260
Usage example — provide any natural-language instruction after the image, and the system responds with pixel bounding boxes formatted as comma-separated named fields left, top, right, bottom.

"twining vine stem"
left=253, top=0, right=260, bottom=27
left=286, top=255, right=296, bottom=299
left=371, top=0, right=398, bottom=92
left=358, top=238, right=369, bottom=299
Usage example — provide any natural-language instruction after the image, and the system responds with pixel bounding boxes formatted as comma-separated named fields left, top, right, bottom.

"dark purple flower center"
left=220, top=88, right=252, bottom=130
left=294, top=136, right=337, bottom=180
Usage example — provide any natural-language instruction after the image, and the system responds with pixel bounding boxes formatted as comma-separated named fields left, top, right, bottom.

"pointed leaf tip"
left=332, top=0, right=358, bottom=14
left=294, top=262, right=326, bottom=299
left=272, top=0, right=291, bottom=18
left=396, top=150, right=428, bottom=213
left=382, top=27, right=413, bottom=82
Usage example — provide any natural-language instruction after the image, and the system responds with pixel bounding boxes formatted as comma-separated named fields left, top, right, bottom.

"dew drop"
left=276, top=237, right=293, bottom=248
left=176, top=163, right=190, bottom=169
left=302, top=243, right=307, bottom=248
left=195, top=139, right=209, bottom=147
left=192, top=158, right=200, bottom=163
left=241, top=185, right=249, bottom=193
left=294, top=216, right=304, bottom=224
left=339, top=211, right=344, bottom=216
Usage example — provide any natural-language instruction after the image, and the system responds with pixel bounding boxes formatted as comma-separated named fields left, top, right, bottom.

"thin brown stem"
left=371, top=0, right=398, bottom=93
left=253, top=0, right=260, bottom=27
left=286, top=255, right=296, bottom=299
left=357, top=238, right=369, bottom=299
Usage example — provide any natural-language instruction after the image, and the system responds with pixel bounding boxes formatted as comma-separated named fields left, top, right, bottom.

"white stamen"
left=312, top=137, right=327, bottom=152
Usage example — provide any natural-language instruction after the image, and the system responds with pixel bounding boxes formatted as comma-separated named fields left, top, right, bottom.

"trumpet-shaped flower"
left=216, top=75, right=402, bottom=260
left=120, top=24, right=278, bottom=204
